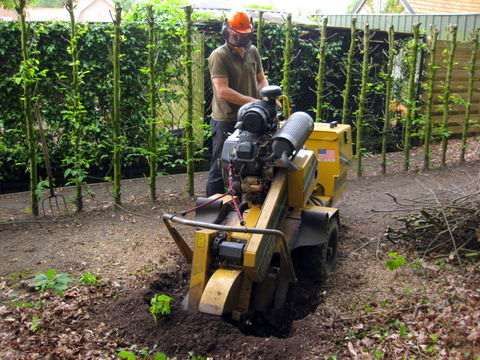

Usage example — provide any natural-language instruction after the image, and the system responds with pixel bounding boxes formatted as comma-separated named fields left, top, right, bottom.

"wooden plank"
left=433, top=83, right=480, bottom=93
left=431, top=104, right=480, bottom=116
left=431, top=93, right=480, bottom=105
left=438, top=124, right=480, bottom=135
left=434, top=75, right=480, bottom=82
left=431, top=113, right=480, bottom=125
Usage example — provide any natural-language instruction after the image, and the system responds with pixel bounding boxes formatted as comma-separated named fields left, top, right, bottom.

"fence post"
left=185, top=5, right=194, bottom=196
left=423, top=25, right=439, bottom=170
left=381, top=25, right=395, bottom=174
left=356, top=23, right=369, bottom=178
left=146, top=5, right=158, bottom=201
left=440, top=24, right=457, bottom=167
left=315, top=17, right=328, bottom=122
left=403, top=23, right=420, bottom=171
left=256, top=10, right=264, bottom=56
left=342, top=17, right=356, bottom=124
left=15, top=0, right=39, bottom=216
left=460, top=29, right=479, bottom=162
left=281, top=13, right=292, bottom=114
left=112, top=3, right=122, bottom=206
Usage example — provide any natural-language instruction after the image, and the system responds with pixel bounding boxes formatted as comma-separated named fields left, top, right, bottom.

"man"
left=206, top=11, right=269, bottom=197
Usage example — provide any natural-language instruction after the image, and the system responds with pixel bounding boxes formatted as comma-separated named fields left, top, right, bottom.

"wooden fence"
left=431, top=40, right=480, bottom=135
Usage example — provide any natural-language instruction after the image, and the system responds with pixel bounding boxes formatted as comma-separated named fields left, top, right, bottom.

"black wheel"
left=323, top=218, right=339, bottom=273
left=292, top=218, right=339, bottom=282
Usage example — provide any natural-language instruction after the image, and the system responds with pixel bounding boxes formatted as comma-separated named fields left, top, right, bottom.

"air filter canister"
left=272, top=112, right=314, bottom=159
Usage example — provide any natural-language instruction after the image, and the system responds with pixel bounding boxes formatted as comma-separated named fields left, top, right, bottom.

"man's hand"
left=212, top=77, right=257, bottom=105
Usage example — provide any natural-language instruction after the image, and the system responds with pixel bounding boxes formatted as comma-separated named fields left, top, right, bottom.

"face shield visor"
left=227, top=28, right=252, bottom=49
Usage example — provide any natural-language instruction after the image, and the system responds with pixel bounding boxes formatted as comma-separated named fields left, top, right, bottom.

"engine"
left=221, top=85, right=314, bottom=204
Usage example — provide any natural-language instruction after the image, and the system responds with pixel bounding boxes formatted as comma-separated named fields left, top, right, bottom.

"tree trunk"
left=440, top=25, right=457, bottom=167
left=381, top=25, right=395, bottom=174
left=356, top=23, right=369, bottom=178
left=256, top=11, right=264, bottom=56
left=185, top=5, right=194, bottom=196
left=65, top=0, right=84, bottom=211
left=112, top=3, right=122, bottom=206
left=341, top=17, right=357, bottom=125
left=460, top=30, right=478, bottom=162
left=281, top=13, right=292, bottom=112
left=15, top=0, right=38, bottom=216
left=403, top=23, right=420, bottom=171
left=146, top=5, right=157, bottom=202
left=423, top=26, right=439, bottom=170
left=315, top=17, right=328, bottom=122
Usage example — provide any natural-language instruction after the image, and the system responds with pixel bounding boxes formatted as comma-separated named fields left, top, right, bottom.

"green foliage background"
left=0, top=15, right=394, bottom=192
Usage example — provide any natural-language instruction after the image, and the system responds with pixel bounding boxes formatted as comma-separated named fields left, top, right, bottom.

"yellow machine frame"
left=164, top=122, right=352, bottom=320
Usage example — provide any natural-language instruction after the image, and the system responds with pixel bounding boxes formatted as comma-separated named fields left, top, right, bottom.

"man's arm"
left=257, top=71, right=268, bottom=92
left=212, top=77, right=257, bottom=106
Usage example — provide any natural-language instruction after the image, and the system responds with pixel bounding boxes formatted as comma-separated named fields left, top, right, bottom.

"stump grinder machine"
left=163, top=85, right=352, bottom=321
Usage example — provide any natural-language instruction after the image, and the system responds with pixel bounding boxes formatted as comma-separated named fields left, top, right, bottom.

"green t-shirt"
left=208, top=44, right=263, bottom=121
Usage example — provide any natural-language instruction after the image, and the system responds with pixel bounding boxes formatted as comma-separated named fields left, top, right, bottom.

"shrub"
left=149, top=293, right=173, bottom=322
left=34, top=268, right=72, bottom=294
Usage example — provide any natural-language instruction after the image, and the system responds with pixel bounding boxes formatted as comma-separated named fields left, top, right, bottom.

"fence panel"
left=430, top=40, right=480, bottom=135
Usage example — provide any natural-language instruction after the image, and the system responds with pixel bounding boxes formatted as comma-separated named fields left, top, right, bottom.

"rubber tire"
left=294, top=218, right=339, bottom=282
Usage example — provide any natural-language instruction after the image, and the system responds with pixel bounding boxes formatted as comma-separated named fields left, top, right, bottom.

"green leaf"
left=79, top=272, right=99, bottom=286
left=153, top=352, right=169, bottom=360
left=385, top=252, right=407, bottom=271
left=33, top=269, right=72, bottom=294
left=117, top=350, right=137, bottom=360
left=149, top=293, right=173, bottom=321
left=30, top=315, right=41, bottom=333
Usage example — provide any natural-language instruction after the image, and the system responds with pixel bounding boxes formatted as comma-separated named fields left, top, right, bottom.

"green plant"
left=371, top=348, right=384, bottom=360
left=149, top=293, right=173, bottom=321
left=356, top=23, right=370, bottom=177
left=112, top=3, right=123, bottom=206
left=188, top=353, right=206, bottom=360
left=363, top=303, right=374, bottom=313
left=11, top=299, right=43, bottom=309
left=440, top=25, right=457, bottom=166
left=385, top=251, right=407, bottom=271
left=118, top=350, right=137, bottom=360
left=34, top=269, right=72, bottom=294
left=153, top=352, right=169, bottom=360
left=117, top=348, right=169, bottom=360
left=460, top=29, right=479, bottom=162
left=30, top=315, right=41, bottom=332
left=63, top=0, right=88, bottom=212
left=381, top=25, right=395, bottom=174
left=409, top=258, right=423, bottom=271
left=34, top=179, right=50, bottom=201
left=281, top=13, right=292, bottom=116
left=184, top=5, right=194, bottom=196
left=341, top=17, right=356, bottom=124
left=14, top=0, right=41, bottom=216
left=403, top=23, right=420, bottom=171
left=145, top=5, right=158, bottom=202
left=391, top=319, right=409, bottom=337
left=315, top=17, right=328, bottom=121
left=79, top=271, right=99, bottom=286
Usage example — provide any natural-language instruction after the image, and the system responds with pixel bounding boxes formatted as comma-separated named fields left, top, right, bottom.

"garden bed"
left=1, top=149, right=480, bottom=358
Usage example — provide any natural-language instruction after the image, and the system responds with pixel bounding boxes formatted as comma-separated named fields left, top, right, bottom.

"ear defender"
left=221, top=18, right=228, bottom=40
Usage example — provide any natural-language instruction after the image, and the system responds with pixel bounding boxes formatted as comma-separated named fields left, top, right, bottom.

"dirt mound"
left=98, top=268, right=339, bottom=359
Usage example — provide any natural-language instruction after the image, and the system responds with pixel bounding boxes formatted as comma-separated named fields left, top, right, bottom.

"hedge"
left=0, top=17, right=393, bottom=193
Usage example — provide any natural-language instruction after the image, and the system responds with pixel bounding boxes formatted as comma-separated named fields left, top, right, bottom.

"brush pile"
left=385, top=191, right=480, bottom=263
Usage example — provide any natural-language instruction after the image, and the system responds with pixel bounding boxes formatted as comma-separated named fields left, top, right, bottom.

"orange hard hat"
left=227, top=11, right=253, bottom=34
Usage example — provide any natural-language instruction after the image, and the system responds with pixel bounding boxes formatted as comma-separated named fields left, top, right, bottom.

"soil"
left=1, top=140, right=480, bottom=359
